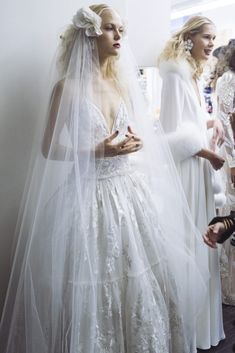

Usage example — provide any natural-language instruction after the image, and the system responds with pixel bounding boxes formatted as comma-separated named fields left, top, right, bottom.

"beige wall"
left=203, top=3, right=235, bottom=45
left=127, top=0, right=170, bottom=66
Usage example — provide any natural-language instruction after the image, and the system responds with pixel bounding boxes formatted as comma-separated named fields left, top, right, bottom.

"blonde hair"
left=57, top=4, right=127, bottom=99
left=57, top=26, right=77, bottom=76
left=90, top=4, right=124, bottom=89
left=58, top=4, right=119, bottom=77
left=158, top=16, right=214, bottom=78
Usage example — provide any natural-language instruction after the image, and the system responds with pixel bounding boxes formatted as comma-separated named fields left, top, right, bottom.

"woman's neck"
left=99, top=57, right=110, bottom=78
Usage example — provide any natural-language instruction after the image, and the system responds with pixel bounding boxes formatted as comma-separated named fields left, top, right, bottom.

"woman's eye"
left=120, top=28, right=127, bottom=36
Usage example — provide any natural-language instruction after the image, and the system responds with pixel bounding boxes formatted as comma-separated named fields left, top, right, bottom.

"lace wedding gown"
left=70, top=101, right=188, bottom=352
left=1, top=101, right=200, bottom=353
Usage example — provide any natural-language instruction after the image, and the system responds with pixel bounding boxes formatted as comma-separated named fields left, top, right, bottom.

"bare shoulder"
left=52, top=78, right=75, bottom=99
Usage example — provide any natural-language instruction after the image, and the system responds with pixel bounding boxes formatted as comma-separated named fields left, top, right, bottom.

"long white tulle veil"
left=0, top=7, right=210, bottom=353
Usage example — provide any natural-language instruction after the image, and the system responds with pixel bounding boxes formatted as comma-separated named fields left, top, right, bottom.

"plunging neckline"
left=191, top=78, right=202, bottom=107
left=90, top=100, right=123, bottom=135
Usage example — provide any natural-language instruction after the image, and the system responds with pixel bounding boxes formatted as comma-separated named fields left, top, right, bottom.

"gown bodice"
left=89, top=101, right=135, bottom=179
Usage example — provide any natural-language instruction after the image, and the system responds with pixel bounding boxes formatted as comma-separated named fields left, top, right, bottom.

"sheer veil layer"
left=0, top=7, right=209, bottom=353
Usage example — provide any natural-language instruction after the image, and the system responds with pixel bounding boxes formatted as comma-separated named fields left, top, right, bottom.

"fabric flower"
left=72, top=7, right=102, bottom=37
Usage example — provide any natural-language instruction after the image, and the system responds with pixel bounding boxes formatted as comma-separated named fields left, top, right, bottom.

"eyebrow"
left=104, top=22, right=124, bottom=27
left=203, top=33, right=216, bottom=36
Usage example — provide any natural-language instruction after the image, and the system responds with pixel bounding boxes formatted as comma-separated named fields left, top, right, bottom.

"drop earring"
left=184, top=38, right=193, bottom=52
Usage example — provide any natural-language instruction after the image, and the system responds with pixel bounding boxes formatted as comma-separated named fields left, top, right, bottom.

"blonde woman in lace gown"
left=0, top=5, right=208, bottom=353
left=214, top=41, right=235, bottom=305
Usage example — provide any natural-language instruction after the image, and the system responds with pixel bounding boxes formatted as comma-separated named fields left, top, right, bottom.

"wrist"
left=207, top=120, right=214, bottom=129
left=197, top=148, right=214, bottom=160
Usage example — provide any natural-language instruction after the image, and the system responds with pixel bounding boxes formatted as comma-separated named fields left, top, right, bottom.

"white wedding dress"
left=0, top=100, right=205, bottom=353
left=68, top=101, right=186, bottom=352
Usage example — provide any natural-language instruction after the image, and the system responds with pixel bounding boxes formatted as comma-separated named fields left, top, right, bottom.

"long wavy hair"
left=158, top=16, right=214, bottom=78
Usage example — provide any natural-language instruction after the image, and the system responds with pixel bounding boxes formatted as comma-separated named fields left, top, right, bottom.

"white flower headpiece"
left=72, top=7, right=102, bottom=37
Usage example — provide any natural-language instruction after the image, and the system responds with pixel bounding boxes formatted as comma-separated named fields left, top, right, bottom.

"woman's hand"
left=203, top=222, right=225, bottom=249
left=95, top=127, right=143, bottom=158
left=197, top=149, right=225, bottom=170
left=210, top=119, right=225, bottom=151
left=123, top=126, right=143, bottom=151
left=208, top=151, right=225, bottom=170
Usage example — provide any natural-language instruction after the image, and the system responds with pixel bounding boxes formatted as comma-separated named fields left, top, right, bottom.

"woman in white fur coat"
left=158, top=16, right=225, bottom=350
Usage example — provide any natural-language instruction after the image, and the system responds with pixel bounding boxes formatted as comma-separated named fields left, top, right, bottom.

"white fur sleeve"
left=167, top=122, right=204, bottom=162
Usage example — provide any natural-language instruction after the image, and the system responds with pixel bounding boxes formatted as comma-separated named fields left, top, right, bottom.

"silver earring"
left=184, top=38, right=193, bottom=51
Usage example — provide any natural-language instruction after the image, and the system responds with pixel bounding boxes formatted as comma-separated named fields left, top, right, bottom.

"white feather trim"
left=158, top=59, right=193, bottom=80
left=211, top=170, right=226, bottom=208
left=166, top=122, right=204, bottom=162
left=214, top=193, right=226, bottom=208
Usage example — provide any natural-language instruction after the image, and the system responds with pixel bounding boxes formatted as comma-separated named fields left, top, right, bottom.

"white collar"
left=158, top=59, right=193, bottom=80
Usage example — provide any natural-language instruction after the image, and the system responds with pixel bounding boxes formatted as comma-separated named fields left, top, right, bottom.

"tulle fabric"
left=0, top=27, right=209, bottom=353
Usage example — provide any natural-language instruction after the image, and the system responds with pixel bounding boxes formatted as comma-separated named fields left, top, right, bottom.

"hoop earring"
left=184, top=38, right=193, bottom=52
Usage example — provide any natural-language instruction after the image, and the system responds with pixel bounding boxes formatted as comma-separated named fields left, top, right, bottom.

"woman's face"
left=189, top=24, right=216, bottom=61
left=96, top=9, right=125, bottom=61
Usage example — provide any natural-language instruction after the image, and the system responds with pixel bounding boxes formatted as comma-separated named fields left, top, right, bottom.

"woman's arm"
left=207, top=119, right=225, bottom=150
left=196, top=148, right=225, bottom=170
left=42, top=80, right=73, bottom=160
left=206, top=120, right=214, bottom=129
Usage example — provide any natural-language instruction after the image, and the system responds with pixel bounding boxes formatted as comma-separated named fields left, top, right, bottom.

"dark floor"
left=197, top=304, right=235, bottom=353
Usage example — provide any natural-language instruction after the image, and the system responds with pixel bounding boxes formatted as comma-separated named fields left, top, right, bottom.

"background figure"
left=0, top=4, right=208, bottom=353
left=158, top=16, right=225, bottom=350
left=213, top=39, right=235, bottom=305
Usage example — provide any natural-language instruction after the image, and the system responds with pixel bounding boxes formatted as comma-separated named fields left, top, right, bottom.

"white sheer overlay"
left=0, top=9, right=209, bottom=353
